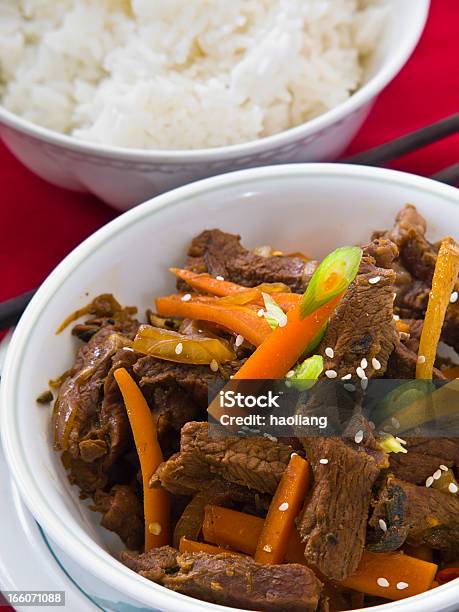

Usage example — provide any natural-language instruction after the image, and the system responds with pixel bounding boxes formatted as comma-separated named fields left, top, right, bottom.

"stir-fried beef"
left=318, top=240, right=399, bottom=378
left=120, top=546, right=179, bottom=581
left=163, top=552, right=325, bottom=612
left=152, top=422, right=292, bottom=495
left=389, top=438, right=459, bottom=485
left=185, top=229, right=316, bottom=292
left=92, top=485, right=143, bottom=550
left=299, top=437, right=382, bottom=581
left=376, top=204, right=459, bottom=351
left=369, top=476, right=459, bottom=552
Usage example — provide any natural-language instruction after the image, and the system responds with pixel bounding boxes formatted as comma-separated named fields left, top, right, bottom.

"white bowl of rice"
left=0, top=0, right=429, bottom=210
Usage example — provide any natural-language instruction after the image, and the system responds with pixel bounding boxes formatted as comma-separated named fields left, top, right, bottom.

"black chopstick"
left=430, top=162, right=459, bottom=186
left=341, top=113, right=459, bottom=166
left=0, top=289, right=36, bottom=331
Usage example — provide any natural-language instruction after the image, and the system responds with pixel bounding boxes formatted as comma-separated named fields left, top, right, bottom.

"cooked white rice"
left=0, top=0, right=388, bottom=150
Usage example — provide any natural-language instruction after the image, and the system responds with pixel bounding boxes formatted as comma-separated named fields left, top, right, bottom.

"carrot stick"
left=233, top=293, right=343, bottom=379
left=114, top=368, right=169, bottom=550
left=202, top=506, right=305, bottom=564
left=341, top=550, right=438, bottom=601
left=255, top=454, right=310, bottom=564
left=156, top=294, right=271, bottom=346
left=171, top=268, right=244, bottom=297
left=203, top=506, right=437, bottom=599
left=416, top=237, right=459, bottom=379
left=179, top=536, right=242, bottom=556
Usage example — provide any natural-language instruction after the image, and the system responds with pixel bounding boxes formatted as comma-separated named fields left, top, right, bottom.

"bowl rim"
left=2, top=163, right=459, bottom=612
left=0, top=0, right=430, bottom=162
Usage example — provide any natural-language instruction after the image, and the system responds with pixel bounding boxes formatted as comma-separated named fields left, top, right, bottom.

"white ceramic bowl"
left=0, top=0, right=429, bottom=211
left=1, top=163, right=459, bottom=612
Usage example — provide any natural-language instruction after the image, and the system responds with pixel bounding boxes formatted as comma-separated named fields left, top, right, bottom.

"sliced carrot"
left=233, top=292, right=344, bottom=379
left=341, top=550, right=437, bottom=600
left=416, top=237, right=459, bottom=379
left=436, top=567, right=459, bottom=583
left=178, top=536, right=242, bottom=556
left=171, top=268, right=243, bottom=297
left=156, top=294, right=271, bottom=346
left=203, top=506, right=437, bottom=599
left=202, top=505, right=305, bottom=564
left=114, top=368, right=169, bottom=550
left=255, top=454, right=310, bottom=564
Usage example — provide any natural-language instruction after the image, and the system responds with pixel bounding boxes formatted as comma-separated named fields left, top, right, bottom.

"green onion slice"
left=300, top=246, right=362, bottom=318
left=288, top=354, right=324, bottom=391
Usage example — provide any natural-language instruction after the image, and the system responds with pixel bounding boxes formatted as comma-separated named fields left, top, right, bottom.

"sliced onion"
left=133, top=325, right=235, bottom=365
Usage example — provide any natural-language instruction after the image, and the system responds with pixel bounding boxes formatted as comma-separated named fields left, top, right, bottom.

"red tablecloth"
left=0, top=0, right=457, bottom=608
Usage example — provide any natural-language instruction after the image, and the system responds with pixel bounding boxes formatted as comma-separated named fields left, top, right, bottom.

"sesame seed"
left=257, top=309, right=264, bottom=317
left=123, top=347, right=134, bottom=352
left=290, top=452, right=299, bottom=457
left=181, top=293, right=192, bottom=302
left=391, top=417, right=400, bottom=429
left=396, top=582, right=409, bottom=590
left=148, top=522, right=162, bottom=535
left=286, top=370, right=295, bottom=379
left=325, top=369, right=337, bottom=379
left=395, top=436, right=407, bottom=445
left=175, top=342, right=183, bottom=355
left=216, top=276, right=224, bottom=281
left=210, top=359, right=219, bottom=372
left=369, top=420, right=376, bottom=430
left=361, top=378, right=368, bottom=390
left=450, top=291, right=458, bottom=304
left=361, top=358, right=368, bottom=369
left=278, top=502, right=289, bottom=512
left=356, top=366, right=366, bottom=379
left=399, top=331, right=410, bottom=340
left=440, top=464, right=449, bottom=471
left=417, top=355, right=426, bottom=364
left=263, top=433, right=278, bottom=442
left=393, top=314, right=400, bottom=321
left=319, top=458, right=329, bottom=465
left=433, top=469, right=442, bottom=480
left=235, top=334, right=244, bottom=347
left=372, top=357, right=382, bottom=370
left=378, top=519, right=387, bottom=532
left=377, top=577, right=390, bottom=588
left=325, top=347, right=334, bottom=358
left=263, top=544, right=272, bottom=553
left=393, top=293, right=397, bottom=301
left=369, top=276, right=381, bottom=284
left=341, top=373, right=352, bottom=380
left=344, top=383, right=356, bottom=392
left=354, top=430, right=364, bottom=444
left=449, top=482, right=458, bottom=494
left=425, top=476, right=434, bottom=488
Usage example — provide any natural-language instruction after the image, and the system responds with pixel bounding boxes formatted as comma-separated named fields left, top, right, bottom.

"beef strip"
left=376, top=204, right=459, bottom=351
left=163, top=552, right=325, bottom=612
left=318, top=239, right=399, bottom=378
left=298, top=437, right=382, bottom=581
left=120, top=546, right=179, bottom=581
left=185, top=229, right=316, bottom=292
left=151, top=421, right=292, bottom=495
left=368, top=476, right=459, bottom=552
left=92, top=485, right=143, bottom=550
left=389, top=438, right=459, bottom=485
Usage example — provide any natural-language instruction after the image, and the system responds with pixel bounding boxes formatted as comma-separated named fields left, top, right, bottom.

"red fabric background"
left=0, top=1, right=458, bottom=604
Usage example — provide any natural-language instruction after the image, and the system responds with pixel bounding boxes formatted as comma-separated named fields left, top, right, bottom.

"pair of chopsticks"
left=1, top=113, right=458, bottom=332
